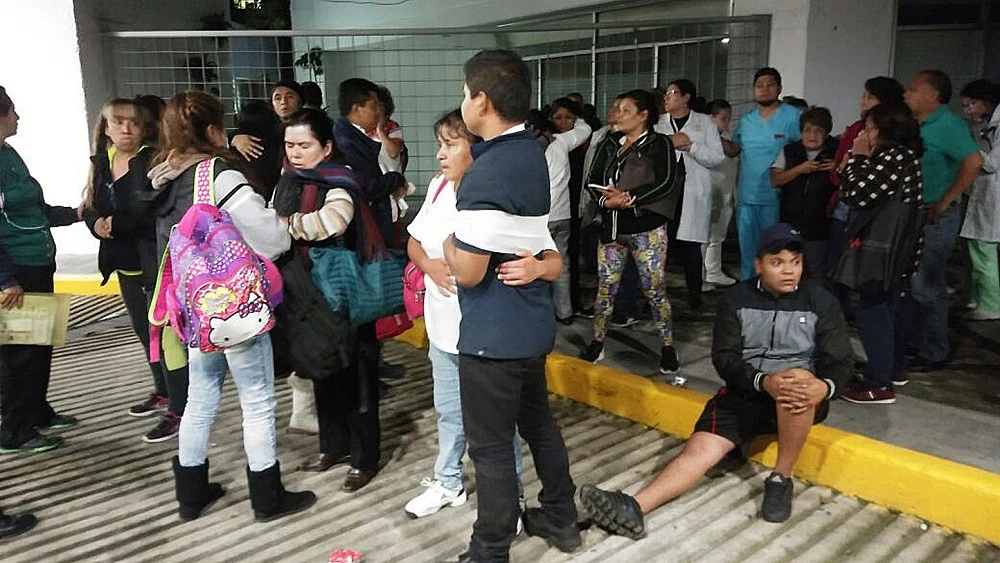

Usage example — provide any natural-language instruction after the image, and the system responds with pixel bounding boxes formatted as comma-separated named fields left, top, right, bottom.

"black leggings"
left=667, top=219, right=705, bottom=308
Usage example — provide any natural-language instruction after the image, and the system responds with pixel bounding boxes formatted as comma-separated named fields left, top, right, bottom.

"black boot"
left=0, top=510, right=37, bottom=539
left=172, top=456, right=225, bottom=521
left=246, top=461, right=317, bottom=522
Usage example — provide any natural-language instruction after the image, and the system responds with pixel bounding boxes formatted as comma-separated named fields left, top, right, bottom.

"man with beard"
left=732, top=68, right=803, bottom=280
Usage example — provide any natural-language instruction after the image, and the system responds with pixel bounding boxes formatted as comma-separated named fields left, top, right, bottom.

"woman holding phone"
left=579, top=89, right=680, bottom=375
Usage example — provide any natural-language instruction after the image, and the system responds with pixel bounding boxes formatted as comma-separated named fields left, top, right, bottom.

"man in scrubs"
left=732, top=68, right=803, bottom=279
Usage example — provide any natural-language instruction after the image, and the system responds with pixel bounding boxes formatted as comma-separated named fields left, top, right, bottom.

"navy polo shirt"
left=452, top=127, right=557, bottom=360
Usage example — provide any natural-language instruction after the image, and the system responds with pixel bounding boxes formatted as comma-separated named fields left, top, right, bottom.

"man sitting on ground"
left=579, top=223, right=851, bottom=537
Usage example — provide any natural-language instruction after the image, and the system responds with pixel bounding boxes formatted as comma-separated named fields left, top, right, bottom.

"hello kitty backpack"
left=149, top=158, right=282, bottom=358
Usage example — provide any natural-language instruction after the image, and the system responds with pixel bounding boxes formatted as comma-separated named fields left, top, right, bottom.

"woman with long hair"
left=275, top=108, right=382, bottom=493
left=654, top=79, right=725, bottom=309
left=82, top=99, right=187, bottom=443
left=579, top=89, right=680, bottom=374
left=0, top=86, right=82, bottom=454
left=839, top=102, right=924, bottom=405
left=146, top=90, right=314, bottom=522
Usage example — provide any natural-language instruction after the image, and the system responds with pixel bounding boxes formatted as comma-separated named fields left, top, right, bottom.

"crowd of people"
left=0, top=47, right=993, bottom=561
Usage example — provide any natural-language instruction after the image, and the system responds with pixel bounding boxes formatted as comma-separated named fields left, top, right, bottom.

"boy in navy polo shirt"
left=443, top=50, right=580, bottom=562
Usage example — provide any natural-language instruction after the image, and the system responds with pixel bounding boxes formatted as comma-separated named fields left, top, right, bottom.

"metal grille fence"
left=104, top=17, right=769, bottom=200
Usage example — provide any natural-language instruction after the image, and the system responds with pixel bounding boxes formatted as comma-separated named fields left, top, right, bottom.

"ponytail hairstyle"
left=153, top=90, right=233, bottom=167
left=83, top=99, right=148, bottom=210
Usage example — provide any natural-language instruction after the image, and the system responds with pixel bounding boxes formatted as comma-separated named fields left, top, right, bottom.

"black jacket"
left=83, top=146, right=157, bottom=285
left=585, top=130, right=681, bottom=242
left=712, top=279, right=852, bottom=400
left=776, top=138, right=838, bottom=241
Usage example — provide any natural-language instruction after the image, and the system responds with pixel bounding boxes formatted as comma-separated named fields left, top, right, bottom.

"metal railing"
left=103, top=16, right=769, bottom=197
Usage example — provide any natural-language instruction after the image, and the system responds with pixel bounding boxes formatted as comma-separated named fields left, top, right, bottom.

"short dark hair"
left=434, top=108, right=483, bottom=144
left=464, top=50, right=532, bottom=123
left=550, top=97, right=582, bottom=118
left=376, top=85, right=395, bottom=119
left=960, top=79, right=999, bottom=105
left=800, top=106, right=833, bottom=134
left=283, top=107, right=335, bottom=148
left=865, top=102, right=924, bottom=156
left=620, top=89, right=659, bottom=132
left=273, top=80, right=304, bottom=102
left=707, top=98, right=731, bottom=115
left=300, top=81, right=324, bottom=108
left=0, top=86, right=12, bottom=117
left=338, top=78, right=379, bottom=117
left=753, top=67, right=782, bottom=86
left=918, top=70, right=953, bottom=104
left=864, top=76, right=904, bottom=106
left=782, top=95, right=809, bottom=109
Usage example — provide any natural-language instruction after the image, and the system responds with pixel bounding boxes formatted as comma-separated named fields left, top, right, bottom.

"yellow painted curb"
left=394, top=329, right=1000, bottom=544
left=54, top=275, right=119, bottom=296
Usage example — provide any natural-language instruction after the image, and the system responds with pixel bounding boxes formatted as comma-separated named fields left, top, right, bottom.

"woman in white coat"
left=958, top=80, right=1000, bottom=321
left=654, top=80, right=725, bottom=310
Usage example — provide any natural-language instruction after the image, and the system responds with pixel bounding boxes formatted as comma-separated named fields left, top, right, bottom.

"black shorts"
left=693, top=387, right=829, bottom=458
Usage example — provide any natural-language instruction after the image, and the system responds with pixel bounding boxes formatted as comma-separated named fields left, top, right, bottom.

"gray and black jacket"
left=711, top=279, right=852, bottom=400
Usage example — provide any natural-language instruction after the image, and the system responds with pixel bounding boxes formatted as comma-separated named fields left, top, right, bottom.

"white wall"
left=733, top=0, right=811, bottom=97
left=2, top=0, right=95, bottom=257
left=804, top=0, right=896, bottom=132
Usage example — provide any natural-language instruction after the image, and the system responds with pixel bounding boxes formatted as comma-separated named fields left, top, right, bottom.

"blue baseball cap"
left=757, top=223, right=804, bottom=257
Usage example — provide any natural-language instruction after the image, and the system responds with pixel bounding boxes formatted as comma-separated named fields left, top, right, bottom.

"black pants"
left=119, top=273, right=189, bottom=415
left=459, top=354, right=576, bottom=562
left=314, top=324, right=380, bottom=471
left=0, top=265, right=57, bottom=448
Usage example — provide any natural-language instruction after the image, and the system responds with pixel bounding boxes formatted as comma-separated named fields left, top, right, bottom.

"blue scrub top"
left=733, top=103, right=803, bottom=206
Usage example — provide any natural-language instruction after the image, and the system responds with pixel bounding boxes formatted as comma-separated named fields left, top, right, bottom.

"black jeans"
left=459, top=354, right=576, bottom=562
left=0, top=265, right=57, bottom=448
left=314, top=324, right=380, bottom=471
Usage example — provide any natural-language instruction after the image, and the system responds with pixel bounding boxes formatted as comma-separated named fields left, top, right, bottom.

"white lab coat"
left=961, top=105, right=1000, bottom=243
left=654, top=111, right=726, bottom=243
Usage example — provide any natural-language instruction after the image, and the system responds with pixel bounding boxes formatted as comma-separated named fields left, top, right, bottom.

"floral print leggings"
left=593, top=225, right=674, bottom=346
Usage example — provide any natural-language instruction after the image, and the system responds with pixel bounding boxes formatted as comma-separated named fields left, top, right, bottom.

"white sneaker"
left=517, top=494, right=526, bottom=535
left=964, top=308, right=1000, bottom=321
left=404, top=478, right=467, bottom=518
left=705, top=273, right=737, bottom=287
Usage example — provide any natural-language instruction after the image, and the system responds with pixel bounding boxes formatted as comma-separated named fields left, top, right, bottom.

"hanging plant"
left=294, top=47, right=324, bottom=76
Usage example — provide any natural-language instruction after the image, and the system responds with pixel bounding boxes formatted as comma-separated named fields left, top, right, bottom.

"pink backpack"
left=149, top=158, right=282, bottom=358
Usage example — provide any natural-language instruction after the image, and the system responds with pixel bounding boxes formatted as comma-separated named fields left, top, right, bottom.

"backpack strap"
left=193, top=158, right=216, bottom=205
left=147, top=241, right=173, bottom=363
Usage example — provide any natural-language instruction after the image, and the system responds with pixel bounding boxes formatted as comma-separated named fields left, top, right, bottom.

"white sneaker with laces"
left=404, top=478, right=467, bottom=518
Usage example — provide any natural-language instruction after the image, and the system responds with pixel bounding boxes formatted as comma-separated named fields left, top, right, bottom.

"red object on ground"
left=330, top=549, right=364, bottom=563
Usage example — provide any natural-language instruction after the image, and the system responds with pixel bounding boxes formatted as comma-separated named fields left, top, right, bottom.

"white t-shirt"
left=772, top=148, right=820, bottom=170
left=406, top=174, right=461, bottom=354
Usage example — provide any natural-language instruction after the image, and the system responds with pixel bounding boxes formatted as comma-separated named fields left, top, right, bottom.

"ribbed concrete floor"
left=2, top=297, right=997, bottom=562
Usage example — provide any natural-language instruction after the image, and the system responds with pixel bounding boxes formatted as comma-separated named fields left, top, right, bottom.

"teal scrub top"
left=733, top=103, right=803, bottom=206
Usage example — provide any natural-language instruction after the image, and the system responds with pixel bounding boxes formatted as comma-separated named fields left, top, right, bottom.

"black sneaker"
left=128, top=393, right=169, bottom=417
left=579, top=484, right=646, bottom=540
left=660, top=346, right=680, bottom=374
left=579, top=341, right=605, bottom=363
left=0, top=512, right=37, bottom=539
left=37, top=414, right=78, bottom=431
left=575, top=307, right=596, bottom=320
left=0, top=434, right=63, bottom=455
left=522, top=507, right=581, bottom=553
left=143, top=412, right=181, bottom=444
left=892, top=372, right=910, bottom=387
left=761, top=472, right=793, bottom=522
left=379, top=360, right=406, bottom=380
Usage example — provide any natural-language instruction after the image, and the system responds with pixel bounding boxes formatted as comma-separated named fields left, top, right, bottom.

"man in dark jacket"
left=579, top=223, right=852, bottom=538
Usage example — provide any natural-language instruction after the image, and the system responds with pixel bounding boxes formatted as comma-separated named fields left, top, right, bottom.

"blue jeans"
left=179, top=334, right=277, bottom=472
left=909, top=204, right=961, bottom=363
left=737, top=203, right=780, bottom=280
left=429, top=344, right=522, bottom=491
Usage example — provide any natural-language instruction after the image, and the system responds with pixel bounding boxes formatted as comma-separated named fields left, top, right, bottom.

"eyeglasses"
left=664, top=89, right=681, bottom=97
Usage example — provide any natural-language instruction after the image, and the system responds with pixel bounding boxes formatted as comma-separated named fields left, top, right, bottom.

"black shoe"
left=908, top=357, right=947, bottom=373
left=557, top=316, right=575, bottom=326
left=522, top=507, right=581, bottom=553
left=579, top=484, right=645, bottom=540
left=0, top=512, right=37, bottom=539
left=0, top=434, right=63, bottom=455
left=579, top=341, right=604, bottom=363
left=761, top=472, right=793, bottom=523
left=128, top=393, right=169, bottom=417
left=143, top=412, right=181, bottom=443
left=576, top=307, right=596, bottom=320
left=448, top=551, right=475, bottom=563
left=172, top=456, right=225, bottom=521
left=379, top=360, right=406, bottom=380
left=660, top=346, right=680, bottom=375
left=247, top=461, right=317, bottom=522
left=37, top=413, right=78, bottom=431
left=892, top=372, right=910, bottom=387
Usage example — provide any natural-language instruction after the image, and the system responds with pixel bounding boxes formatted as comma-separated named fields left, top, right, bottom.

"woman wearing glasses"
left=0, top=86, right=83, bottom=454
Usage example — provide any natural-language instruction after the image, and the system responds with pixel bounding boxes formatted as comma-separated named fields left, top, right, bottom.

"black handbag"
left=271, top=252, right=352, bottom=381
left=833, top=187, right=924, bottom=293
